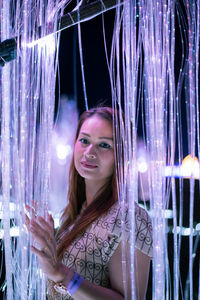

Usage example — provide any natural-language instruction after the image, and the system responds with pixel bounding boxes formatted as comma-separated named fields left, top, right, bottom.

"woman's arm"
left=26, top=208, right=150, bottom=300
left=67, top=275, right=124, bottom=300
left=53, top=241, right=150, bottom=300
left=108, top=242, right=151, bottom=300
left=73, top=240, right=151, bottom=300
left=25, top=208, right=123, bottom=299
left=50, top=262, right=124, bottom=300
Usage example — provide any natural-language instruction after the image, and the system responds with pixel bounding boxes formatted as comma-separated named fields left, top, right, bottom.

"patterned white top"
left=47, top=202, right=153, bottom=299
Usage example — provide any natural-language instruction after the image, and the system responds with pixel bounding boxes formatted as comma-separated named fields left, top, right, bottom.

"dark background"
left=57, top=5, right=192, bottom=159
left=57, top=8, right=114, bottom=114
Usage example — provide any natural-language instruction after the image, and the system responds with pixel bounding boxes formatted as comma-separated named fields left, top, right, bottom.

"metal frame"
left=0, top=0, right=121, bottom=66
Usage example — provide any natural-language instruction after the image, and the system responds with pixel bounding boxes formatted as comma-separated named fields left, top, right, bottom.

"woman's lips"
left=81, top=162, right=98, bottom=169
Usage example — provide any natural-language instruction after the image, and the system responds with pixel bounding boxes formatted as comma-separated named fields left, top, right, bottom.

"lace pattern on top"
left=47, top=202, right=153, bottom=299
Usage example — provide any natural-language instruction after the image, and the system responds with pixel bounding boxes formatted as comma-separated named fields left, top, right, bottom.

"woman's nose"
left=85, top=153, right=96, bottom=159
left=85, top=145, right=96, bottom=159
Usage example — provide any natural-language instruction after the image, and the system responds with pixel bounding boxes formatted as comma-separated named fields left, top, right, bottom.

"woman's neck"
left=84, top=179, right=106, bottom=206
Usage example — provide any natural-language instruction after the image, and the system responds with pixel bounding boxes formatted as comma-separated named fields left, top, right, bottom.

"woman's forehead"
left=80, top=115, right=113, bottom=136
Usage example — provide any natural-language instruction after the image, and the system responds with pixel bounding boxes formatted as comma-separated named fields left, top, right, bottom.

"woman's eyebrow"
left=99, top=137, right=113, bottom=141
left=80, top=132, right=113, bottom=140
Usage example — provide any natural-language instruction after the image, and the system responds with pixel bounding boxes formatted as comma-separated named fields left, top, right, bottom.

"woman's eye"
left=79, top=138, right=88, bottom=144
left=99, top=142, right=111, bottom=149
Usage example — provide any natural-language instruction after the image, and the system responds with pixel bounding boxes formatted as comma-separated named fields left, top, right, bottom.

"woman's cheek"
left=74, top=142, right=83, bottom=156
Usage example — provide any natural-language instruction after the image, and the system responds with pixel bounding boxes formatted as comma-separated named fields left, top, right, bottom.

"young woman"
left=26, top=107, right=153, bottom=299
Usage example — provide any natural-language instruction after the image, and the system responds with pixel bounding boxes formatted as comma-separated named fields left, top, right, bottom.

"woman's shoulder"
left=134, top=203, right=153, bottom=257
left=134, top=202, right=152, bottom=229
left=104, top=201, right=152, bottom=224
left=102, top=201, right=153, bottom=258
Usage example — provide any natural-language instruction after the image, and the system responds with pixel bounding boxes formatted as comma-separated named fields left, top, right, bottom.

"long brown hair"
left=56, top=106, right=120, bottom=259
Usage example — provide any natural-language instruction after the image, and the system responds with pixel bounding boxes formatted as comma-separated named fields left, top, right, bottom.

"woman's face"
left=74, top=115, right=114, bottom=185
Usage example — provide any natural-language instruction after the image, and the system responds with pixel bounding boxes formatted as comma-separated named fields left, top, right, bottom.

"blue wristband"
left=54, top=272, right=84, bottom=296
left=68, top=273, right=84, bottom=295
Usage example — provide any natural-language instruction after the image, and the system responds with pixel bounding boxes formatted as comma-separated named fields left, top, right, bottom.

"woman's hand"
left=25, top=204, right=65, bottom=283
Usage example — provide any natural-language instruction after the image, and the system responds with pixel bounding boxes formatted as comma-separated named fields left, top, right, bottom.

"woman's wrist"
left=53, top=265, right=84, bottom=296
left=53, top=263, right=74, bottom=284
left=54, top=272, right=84, bottom=296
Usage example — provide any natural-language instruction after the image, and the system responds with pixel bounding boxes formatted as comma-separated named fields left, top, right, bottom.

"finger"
left=47, top=214, right=55, bottom=234
left=37, top=216, right=54, bottom=236
left=30, top=222, right=56, bottom=254
left=48, top=213, right=54, bottom=227
left=25, top=204, right=37, bottom=219
left=22, top=214, right=32, bottom=236
left=30, top=245, right=47, bottom=258
left=30, top=231, right=52, bottom=256
left=30, top=219, right=49, bottom=238
left=31, top=200, right=38, bottom=211
left=25, top=214, right=31, bottom=228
